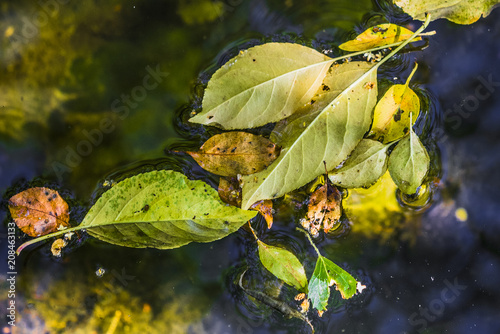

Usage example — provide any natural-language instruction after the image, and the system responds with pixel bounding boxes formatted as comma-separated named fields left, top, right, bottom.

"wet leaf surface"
left=339, top=23, right=421, bottom=51
left=218, top=177, right=242, bottom=207
left=187, top=132, right=280, bottom=177
left=189, top=43, right=334, bottom=129
left=257, top=240, right=308, bottom=291
left=8, top=187, right=70, bottom=237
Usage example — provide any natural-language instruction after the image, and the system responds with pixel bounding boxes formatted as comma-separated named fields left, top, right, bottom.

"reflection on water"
left=1, top=0, right=500, bottom=333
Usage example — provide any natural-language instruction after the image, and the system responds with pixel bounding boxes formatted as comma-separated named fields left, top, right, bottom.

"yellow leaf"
left=369, top=63, right=420, bottom=143
left=339, top=23, right=421, bottom=51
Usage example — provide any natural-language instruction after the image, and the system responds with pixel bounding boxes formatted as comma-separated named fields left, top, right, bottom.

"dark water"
left=1, top=0, right=500, bottom=333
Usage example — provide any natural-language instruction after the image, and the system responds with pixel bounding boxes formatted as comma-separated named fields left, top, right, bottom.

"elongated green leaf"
left=394, top=0, right=500, bottom=24
left=240, top=62, right=378, bottom=209
left=189, top=43, right=334, bottom=129
left=257, top=240, right=308, bottom=291
left=388, top=129, right=430, bottom=194
left=329, top=139, right=389, bottom=188
left=308, top=255, right=359, bottom=311
left=339, top=23, right=421, bottom=51
left=18, top=170, right=257, bottom=252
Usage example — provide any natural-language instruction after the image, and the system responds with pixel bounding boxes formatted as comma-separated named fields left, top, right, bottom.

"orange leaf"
left=250, top=200, right=274, bottom=229
left=304, top=183, right=342, bottom=235
left=8, top=187, right=70, bottom=237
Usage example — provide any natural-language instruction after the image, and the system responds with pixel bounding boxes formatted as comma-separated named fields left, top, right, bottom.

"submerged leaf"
left=241, top=61, right=377, bottom=209
left=257, top=240, right=308, bottom=291
left=329, top=139, right=389, bottom=188
left=8, top=187, right=70, bottom=237
left=218, top=177, right=242, bottom=207
left=250, top=200, right=274, bottom=229
left=339, top=23, right=421, bottom=51
left=189, top=43, right=334, bottom=129
left=186, top=132, right=280, bottom=177
left=308, top=255, right=359, bottom=311
left=388, top=129, right=430, bottom=194
left=304, top=182, right=342, bottom=236
left=394, top=0, right=500, bottom=24
left=369, top=63, right=420, bottom=143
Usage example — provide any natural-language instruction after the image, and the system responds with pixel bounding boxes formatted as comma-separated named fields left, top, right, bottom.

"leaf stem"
left=16, top=225, right=84, bottom=255
left=405, top=62, right=419, bottom=86
left=296, top=227, right=321, bottom=257
left=248, top=221, right=259, bottom=240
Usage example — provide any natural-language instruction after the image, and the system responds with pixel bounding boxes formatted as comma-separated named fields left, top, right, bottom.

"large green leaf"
left=308, top=255, right=359, bottom=311
left=189, top=43, right=334, bottom=129
left=388, top=129, right=430, bottom=194
left=17, top=170, right=257, bottom=252
left=257, top=240, right=308, bottom=291
left=394, top=0, right=500, bottom=24
left=329, top=139, right=389, bottom=188
left=240, top=62, right=378, bottom=209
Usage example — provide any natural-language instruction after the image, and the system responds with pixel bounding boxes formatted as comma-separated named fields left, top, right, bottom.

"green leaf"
left=394, top=0, right=500, bottom=24
left=339, top=23, right=421, bottom=51
left=189, top=43, right=334, bottom=129
left=369, top=63, right=420, bottom=143
left=329, top=139, right=389, bottom=188
left=257, top=240, right=308, bottom=291
left=388, top=129, right=430, bottom=194
left=308, top=255, right=359, bottom=311
left=17, top=170, right=257, bottom=252
left=240, top=61, right=377, bottom=209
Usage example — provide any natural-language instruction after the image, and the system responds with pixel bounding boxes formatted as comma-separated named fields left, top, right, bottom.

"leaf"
left=328, top=139, right=389, bottom=188
left=369, top=63, right=420, bottom=143
left=18, top=171, right=257, bottom=252
left=388, top=129, right=430, bottom=194
left=303, top=182, right=342, bottom=236
left=393, top=0, right=500, bottom=24
left=186, top=132, right=280, bottom=177
left=189, top=43, right=334, bottom=129
left=257, top=240, right=308, bottom=291
left=218, top=177, right=242, bottom=207
left=250, top=200, right=274, bottom=229
left=240, top=61, right=378, bottom=209
left=8, top=187, right=70, bottom=237
left=308, top=255, right=359, bottom=311
left=339, top=23, right=421, bottom=51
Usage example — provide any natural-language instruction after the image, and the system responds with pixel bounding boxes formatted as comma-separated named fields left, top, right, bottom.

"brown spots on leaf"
left=394, top=108, right=403, bottom=122
left=364, top=82, right=375, bottom=90
left=322, top=84, right=330, bottom=91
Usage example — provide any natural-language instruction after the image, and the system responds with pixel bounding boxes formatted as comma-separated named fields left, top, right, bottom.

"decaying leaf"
left=394, top=0, right=500, bottom=25
left=218, top=177, right=242, bottom=207
left=369, top=63, right=420, bottom=143
left=189, top=43, right=334, bottom=129
left=329, top=139, right=389, bottom=188
left=339, top=23, right=421, bottom=51
left=308, top=255, right=361, bottom=311
left=8, top=187, right=70, bottom=237
left=388, top=126, right=430, bottom=194
left=303, top=179, right=342, bottom=236
left=186, top=132, right=280, bottom=177
left=51, top=238, right=67, bottom=257
left=257, top=240, right=308, bottom=291
left=250, top=200, right=274, bottom=229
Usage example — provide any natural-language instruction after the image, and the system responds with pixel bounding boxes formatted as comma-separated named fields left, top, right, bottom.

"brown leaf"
left=51, top=238, right=67, bottom=257
left=250, top=200, right=274, bottom=229
left=8, top=187, right=70, bottom=237
left=304, top=183, right=342, bottom=235
left=218, top=177, right=242, bottom=207
left=187, top=132, right=280, bottom=177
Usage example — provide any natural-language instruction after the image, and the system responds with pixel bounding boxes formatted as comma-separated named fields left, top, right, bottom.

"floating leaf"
left=303, top=181, right=342, bottom=236
left=339, top=23, right=421, bottom=51
left=369, top=63, right=420, bottom=143
left=257, top=240, right=308, bottom=291
left=8, top=187, right=70, bottom=237
left=308, top=255, right=359, bottom=311
left=189, top=43, right=334, bottom=129
left=388, top=128, right=430, bottom=194
left=240, top=61, right=378, bottom=209
left=393, top=0, right=500, bottom=24
left=186, top=132, right=280, bottom=177
left=17, top=171, right=257, bottom=253
left=250, top=200, right=274, bottom=229
left=218, top=177, right=242, bottom=207
left=329, top=139, right=389, bottom=188
left=51, top=238, right=67, bottom=257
